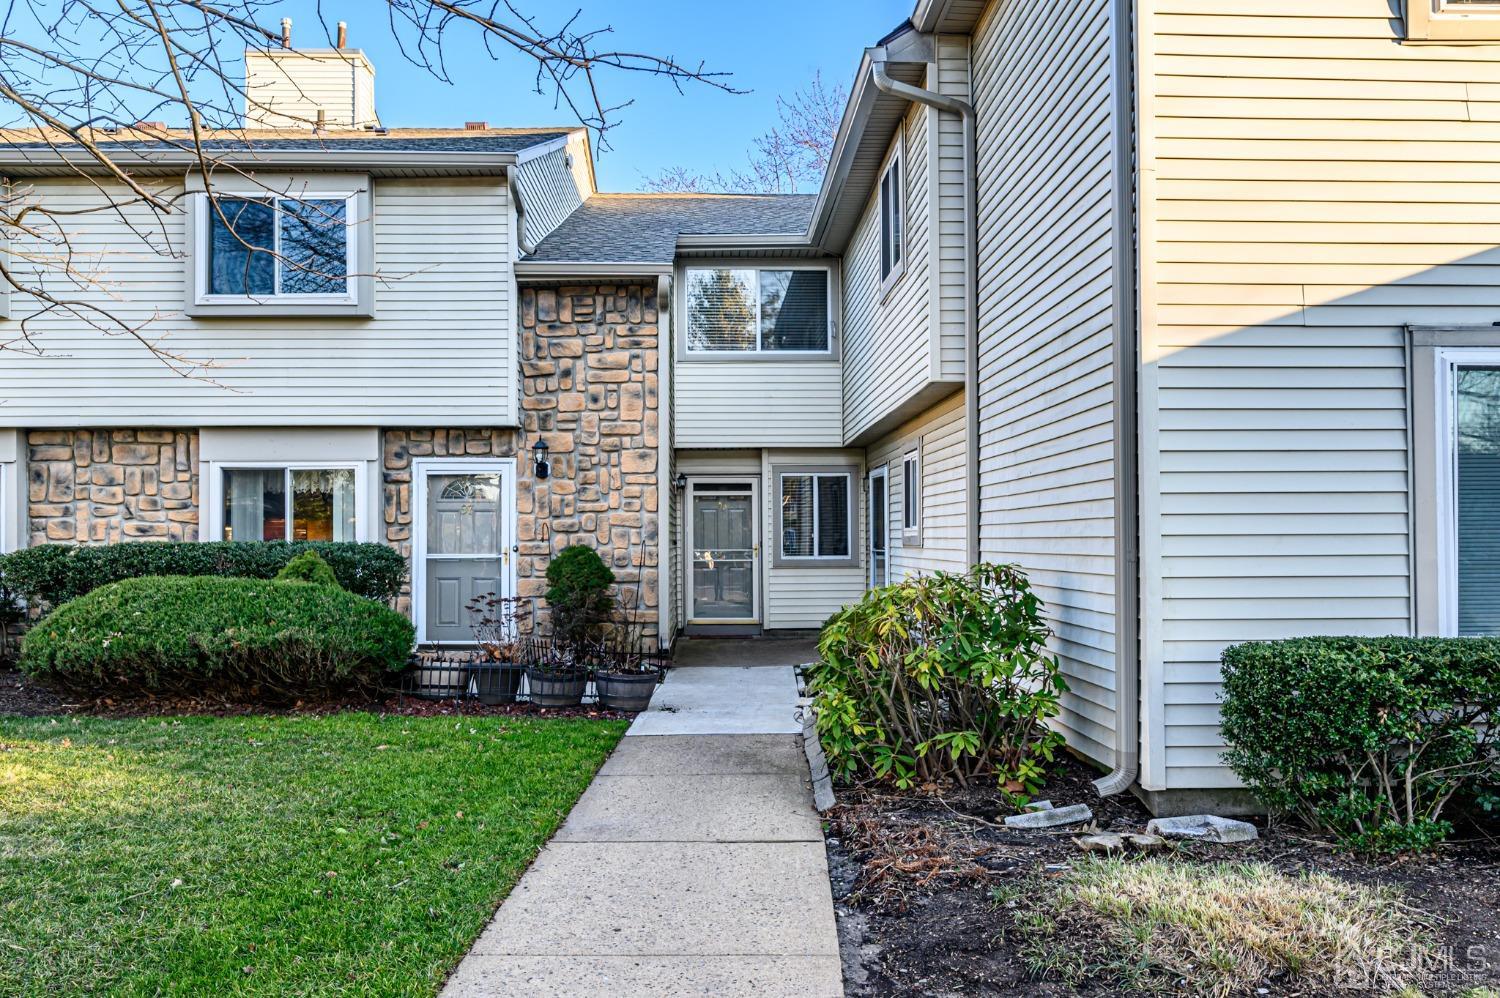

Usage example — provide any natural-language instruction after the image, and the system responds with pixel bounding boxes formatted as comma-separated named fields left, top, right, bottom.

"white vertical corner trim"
left=656, top=274, right=674, bottom=647
left=409, top=457, right=518, bottom=645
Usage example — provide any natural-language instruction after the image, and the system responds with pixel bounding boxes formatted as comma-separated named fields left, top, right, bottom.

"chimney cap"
left=464, top=121, right=489, bottom=130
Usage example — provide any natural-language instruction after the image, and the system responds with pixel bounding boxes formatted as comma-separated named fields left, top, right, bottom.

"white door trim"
left=411, top=457, right=517, bottom=645
left=684, top=476, right=761, bottom=624
left=868, top=465, right=888, bottom=589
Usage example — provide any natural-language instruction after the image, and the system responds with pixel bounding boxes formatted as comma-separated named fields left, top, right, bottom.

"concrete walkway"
left=441, top=665, right=843, bottom=998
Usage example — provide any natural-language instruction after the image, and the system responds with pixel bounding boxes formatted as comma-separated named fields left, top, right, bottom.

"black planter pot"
left=525, top=667, right=587, bottom=708
left=594, top=670, right=659, bottom=712
left=472, top=663, right=524, bottom=705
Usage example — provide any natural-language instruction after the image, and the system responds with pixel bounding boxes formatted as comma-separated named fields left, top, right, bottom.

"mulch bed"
left=0, top=667, right=634, bottom=721
left=827, top=756, right=1500, bottom=997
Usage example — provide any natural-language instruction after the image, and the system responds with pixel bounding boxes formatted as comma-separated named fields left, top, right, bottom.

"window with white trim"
left=220, top=465, right=359, bottom=542
left=197, top=193, right=356, bottom=302
left=1407, top=0, right=1500, bottom=40
left=685, top=267, right=830, bottom=354
left=879, top=144, right=905, bottom=285
left=1436, top=358, right=1500, bottom=635
left=902, top=449, right=920, bottom=533
left=779, top=470, right=852, bottom=561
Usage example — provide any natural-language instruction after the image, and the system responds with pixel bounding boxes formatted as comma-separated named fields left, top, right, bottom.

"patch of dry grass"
left=1017, top=857, right=1436, bottom=996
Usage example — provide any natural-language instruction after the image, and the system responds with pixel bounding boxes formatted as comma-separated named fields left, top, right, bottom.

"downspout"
left=1094, top=0, right=1141, bottom=798
left=870, top=57, right=980, bottom=567
left=507, top=169, right=538, bottom=257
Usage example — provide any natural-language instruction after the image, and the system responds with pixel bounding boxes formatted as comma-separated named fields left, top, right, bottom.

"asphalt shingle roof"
left=525, top=193, right=816, bottom=264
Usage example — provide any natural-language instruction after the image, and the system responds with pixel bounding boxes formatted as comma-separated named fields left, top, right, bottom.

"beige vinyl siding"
left=0, top=177, right=514, bottom=425
left=763, top=449, right=866, bottom=630
left=674, top=361, right=843, bottom=448
left=867, top=392, right=968, bottom=580
left=934, top=35, right=971, bottom=380
left=512, top=132, right=591, bottom=249
left=972, top=0, right=1118, bottom=768
left=841, top=104, right=940, bottom=444
left=1133, top=0, right=1500, bottom=790
left=243, top=50, right=376, bottom=128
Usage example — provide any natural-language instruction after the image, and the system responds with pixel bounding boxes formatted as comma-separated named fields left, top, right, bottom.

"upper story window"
left=879, top=144, right=905, bottom=287
left=685, top=267, right=830, bottom=354
left=1407, top=0, right=1500, bottom=40
left=208, top=196, right=350, bottom=297
left=205, top=195, right=352, bottom=299
left=187, top=179, right=373, bottom=317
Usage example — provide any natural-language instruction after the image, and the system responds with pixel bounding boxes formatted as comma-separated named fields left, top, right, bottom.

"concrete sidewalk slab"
left=598, top=734, right=807, bottom=776
left=442, top=955, right=843, bottom=998
left=553, top=774, right=820, bottom=843
left=627, top=666, right=802, bottom=736
left=467, top=840, right=839, bottom=957
left=670, top=636, right=819, bottom=669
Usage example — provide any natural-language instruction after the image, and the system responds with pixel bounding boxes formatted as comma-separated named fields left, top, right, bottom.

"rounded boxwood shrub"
left=275, top=550, right=341, bottom=588
left=544, top=544, right=615, bottom=652
left=806, top=564, right=1068, bottom=800
left=20, top=576, right=415, bottom=697
left=4, top=541, right=404, bottom=611
left=1220, top=636, right=1500, bottom=852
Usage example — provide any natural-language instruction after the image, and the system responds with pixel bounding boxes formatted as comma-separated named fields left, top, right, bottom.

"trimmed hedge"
left=20, top=576, right=414, bottom=696
left=4, top=541, right=404, bottom=610
left=1221, top=636, right=1500, bottom=852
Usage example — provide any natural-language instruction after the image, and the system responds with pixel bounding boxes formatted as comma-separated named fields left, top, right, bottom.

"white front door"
left=413, top=459, right=516, bottom=644
left=685, top=478, right=760, bottom=623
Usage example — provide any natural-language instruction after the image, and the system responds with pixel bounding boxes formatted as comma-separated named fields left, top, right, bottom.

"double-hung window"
left=220, top=465, right=360, bottom=542
left=777, top=467, right=855, bottom=565
left=1407, top=0, right=1500, bottom=40
left=685, top=267, right=831, bottom=354
left=879, top=143, right=905, bottom=287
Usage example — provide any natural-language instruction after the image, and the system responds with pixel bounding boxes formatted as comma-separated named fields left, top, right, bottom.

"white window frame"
left=194, top=191, right=359, bottom=306
left=1432, top=347, right=1500, bottom=635
left=879, top=138, right=906, bottom=295
left=682, top=265, right=834, bottom=357
left=868, top=465, right=889, bottom=588
left=901, top=445, right=923, bottom=545
left=1407, top=0, right=1500, bottom=41
left=773, top=465, right=858, bottom=568
left=411, top=458, right=518, bottom=645
left=203, top=460, right=369, bottom=544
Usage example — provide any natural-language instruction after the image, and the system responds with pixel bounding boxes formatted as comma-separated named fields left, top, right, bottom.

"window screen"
left=760, top=270, right=829, bottom=351
left=1456, top=366, right=1500, bottom=635
left=686, top=268, right=828, bottom=353
left=780, top=472, right=851, bottom=560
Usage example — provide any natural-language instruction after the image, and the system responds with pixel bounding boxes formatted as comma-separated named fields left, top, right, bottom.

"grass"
left=0, top=712, right=627, bottom=997
left=1015, top=856, right=1435, bottom=997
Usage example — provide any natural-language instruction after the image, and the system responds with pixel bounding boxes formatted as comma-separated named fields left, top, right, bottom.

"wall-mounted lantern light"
left=673, top=472, right=687, bottom=490
left=533, top=438, right=551, bottom=480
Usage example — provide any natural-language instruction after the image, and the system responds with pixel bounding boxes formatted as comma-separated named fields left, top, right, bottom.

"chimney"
left=280, top=18, right=291, bottom=49
left=243, top=40, right=379, bottom=130
left=336, top=22, right=347, bottom=49
left=465, top=121, right=488, bottom=131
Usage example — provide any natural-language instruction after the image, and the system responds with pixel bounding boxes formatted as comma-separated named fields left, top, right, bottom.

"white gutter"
left=870, top=55, right=980, bottom=567
left=1094, top=0, right=1141, bottom=798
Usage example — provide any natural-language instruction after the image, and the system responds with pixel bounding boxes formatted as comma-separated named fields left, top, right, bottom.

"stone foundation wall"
left=27, top=429, right=199, bottom=545
left=384, top=281, right=660, bottom=642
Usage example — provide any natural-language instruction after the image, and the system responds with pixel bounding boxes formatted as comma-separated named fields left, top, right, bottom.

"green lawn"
left=0, top=712, right=627, bottom=997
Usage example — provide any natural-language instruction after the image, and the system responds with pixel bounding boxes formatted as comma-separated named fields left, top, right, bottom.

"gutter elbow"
left=507, top=169, right=538, bottom=258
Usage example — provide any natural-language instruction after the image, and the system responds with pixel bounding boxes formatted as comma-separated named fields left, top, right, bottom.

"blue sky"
left=276, top=0, right=911, bottom=190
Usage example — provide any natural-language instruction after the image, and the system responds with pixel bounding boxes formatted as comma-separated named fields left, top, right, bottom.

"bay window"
left=685, top=267, right=831, bottom=355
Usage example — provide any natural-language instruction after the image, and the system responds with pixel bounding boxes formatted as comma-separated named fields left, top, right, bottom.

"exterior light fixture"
left=673, top=473, right=687, bottom=490
left=532, top=438, right=551, bottom=480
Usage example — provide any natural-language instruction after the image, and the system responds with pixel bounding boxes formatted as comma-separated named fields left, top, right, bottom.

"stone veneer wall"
left=27, top=430, right=199, bottom=545
left=383, top=282, right=660, bottom=642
